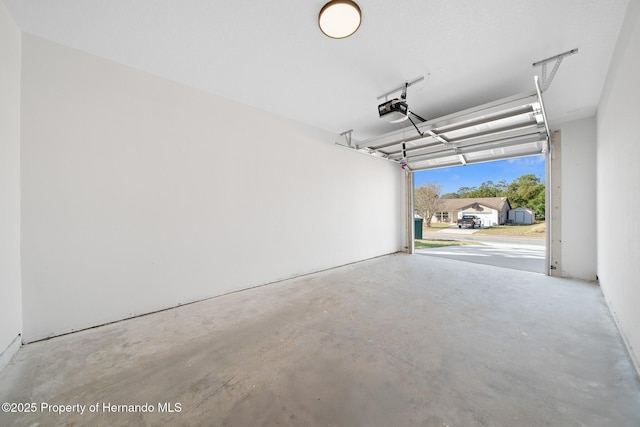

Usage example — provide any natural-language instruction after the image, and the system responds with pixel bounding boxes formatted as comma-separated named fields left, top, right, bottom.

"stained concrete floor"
left=1, top=254, right=639, bottom=426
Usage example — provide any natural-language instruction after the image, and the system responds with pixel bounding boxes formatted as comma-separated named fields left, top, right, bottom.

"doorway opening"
left=411, top=155, right=548, bottom=274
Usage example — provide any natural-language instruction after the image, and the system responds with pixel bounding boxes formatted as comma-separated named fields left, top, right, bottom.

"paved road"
left=417, top=227, right=546, bottom=273
left=421, top=227, right=545, bottom=247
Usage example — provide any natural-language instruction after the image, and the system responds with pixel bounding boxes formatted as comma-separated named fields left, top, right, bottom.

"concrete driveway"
left=433, top=227, right=480, bottom=235
left=416, top=238, right=546, bottom=273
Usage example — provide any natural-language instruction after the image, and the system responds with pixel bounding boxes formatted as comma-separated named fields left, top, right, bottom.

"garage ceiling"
left=4, top=0, right=629, bottom=150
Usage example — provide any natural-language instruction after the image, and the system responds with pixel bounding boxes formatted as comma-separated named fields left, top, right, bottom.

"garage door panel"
left=348, top=82, right=550, bottom=171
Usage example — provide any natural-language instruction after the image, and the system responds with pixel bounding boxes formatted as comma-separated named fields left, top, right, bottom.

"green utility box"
left=414, top=218, right=423, bottom=239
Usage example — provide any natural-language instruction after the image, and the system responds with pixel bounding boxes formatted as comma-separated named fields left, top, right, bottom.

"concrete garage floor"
left=1, top=254, right=639, bottom=426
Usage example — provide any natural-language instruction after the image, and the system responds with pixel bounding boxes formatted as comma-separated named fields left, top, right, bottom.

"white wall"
left=597, top=0, right=640, bottom=372
left=20, top=35, right=405, bottom=343
left=0, top=1, right=23, bottom=357
left=554, top=117, right=597, bottom=280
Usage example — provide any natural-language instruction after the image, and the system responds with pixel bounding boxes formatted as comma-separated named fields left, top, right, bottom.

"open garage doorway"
left=411, top=155, right=548, bottom=274
left=350, top=88, right=557, bottom=275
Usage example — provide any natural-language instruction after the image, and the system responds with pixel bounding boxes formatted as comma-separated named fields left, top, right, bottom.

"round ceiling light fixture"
left=318, top=0, right=362, bottom=39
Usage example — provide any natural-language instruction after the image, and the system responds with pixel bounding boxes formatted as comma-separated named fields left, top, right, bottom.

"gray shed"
left=509, top=207, right=535, bottom=225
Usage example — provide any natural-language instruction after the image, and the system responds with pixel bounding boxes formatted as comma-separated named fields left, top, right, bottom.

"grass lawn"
left=415, top=239, right=483, bottom=249
left=474, top=221, right=546, bottom=237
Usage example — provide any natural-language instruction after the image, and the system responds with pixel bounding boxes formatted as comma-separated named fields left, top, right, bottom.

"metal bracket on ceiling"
left=532, top=48, right=578, bottom=92
left=335, top=132, right=400, bottom=163
left=340, top=129, right=354, bottom=147
left=377, top=76, right=425, bottom=102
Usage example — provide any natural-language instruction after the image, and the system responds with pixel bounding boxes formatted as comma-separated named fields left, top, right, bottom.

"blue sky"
left=414, top=154, right=545, bottom=195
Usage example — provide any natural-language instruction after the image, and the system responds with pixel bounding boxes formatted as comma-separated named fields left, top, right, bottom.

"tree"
left=457, top=180, right=508, bottom=198
left=506, top=174, right=545, bottom=216
left=414, top=183, right=443, bottom=227
left=456, top=186, right=475, bottom=198
left=441, top=192, right=459, bottom=199
left=529, top=188, right=546, bottom=218
left=449, top=174, right=545, bottom=218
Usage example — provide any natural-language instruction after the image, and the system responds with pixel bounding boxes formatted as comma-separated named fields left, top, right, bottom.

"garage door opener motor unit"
left=378, top=98, right=409, bottom=123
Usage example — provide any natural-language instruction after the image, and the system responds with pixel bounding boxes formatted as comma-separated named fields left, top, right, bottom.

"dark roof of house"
left=439, top=197, right=510, bottom=212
